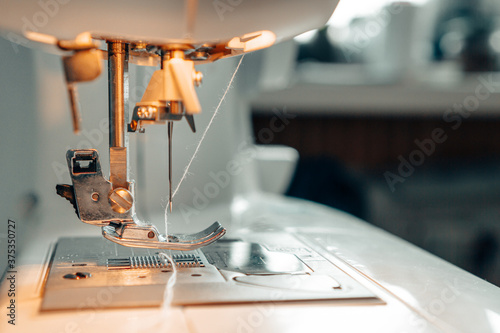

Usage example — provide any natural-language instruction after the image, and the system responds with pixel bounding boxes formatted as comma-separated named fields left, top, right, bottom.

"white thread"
left=163, top=54, right=245, bottom=233
left=159, top=253, right=178, bottom=308
left=159, top=55, right=245, bottom=320
left=173, top=54, right=245, bottom=199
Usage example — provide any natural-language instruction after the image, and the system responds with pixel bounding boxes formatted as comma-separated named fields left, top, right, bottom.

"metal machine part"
left=60, top=33, right=102, bottom=134
left=41, top=235, right=383, bottom=310
left=56, top=149, right=225, bottom=250
left=56, top=149, right=133, bottom=225
left=202, top=239, right=309, bottom=274
left=107, top=42, right=129, bottom=191
left=106, top=253, right=206, bottom=270
left=51, top=38, right=236, bottom=251
left=54, top=39, right=231, bottom=250
left=127, top=48, right=204, bottom=213
left=102, top=221, right=226, bottom=250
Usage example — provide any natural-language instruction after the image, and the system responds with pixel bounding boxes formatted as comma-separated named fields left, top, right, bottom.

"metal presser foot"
left=102, top=222, right=226, bottom=250
left=57, top=149, right=225, bottom=250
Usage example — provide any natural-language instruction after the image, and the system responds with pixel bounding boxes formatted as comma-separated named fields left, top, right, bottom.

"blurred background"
left=250, top=0, right=500, bottom=286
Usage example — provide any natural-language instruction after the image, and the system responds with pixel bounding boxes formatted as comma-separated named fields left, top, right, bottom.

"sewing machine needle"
left=168, top=121, right=173, bottom=213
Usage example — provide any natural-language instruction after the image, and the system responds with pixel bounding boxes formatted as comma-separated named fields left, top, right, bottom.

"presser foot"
left=57, top=149, right=226, bottom=250
left=102, top=221, right=226, bottom=250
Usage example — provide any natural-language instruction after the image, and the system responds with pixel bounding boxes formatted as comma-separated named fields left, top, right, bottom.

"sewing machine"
left=1, top=1, right=500, bottom=332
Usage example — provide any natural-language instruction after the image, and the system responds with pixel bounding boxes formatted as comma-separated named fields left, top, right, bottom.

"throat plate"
left=41, top=235, right=383, bottom=311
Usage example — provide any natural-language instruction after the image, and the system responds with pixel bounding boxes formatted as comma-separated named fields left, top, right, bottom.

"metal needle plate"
left=41, top=235, right=383, bottom=311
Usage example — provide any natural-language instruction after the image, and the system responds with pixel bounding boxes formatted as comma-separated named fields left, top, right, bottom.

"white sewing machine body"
left=1, top=1, right=500, bottom=332
left=0, top=0, right=334, bottom=45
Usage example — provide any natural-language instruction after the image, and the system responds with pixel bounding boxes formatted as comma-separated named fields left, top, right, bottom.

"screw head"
left=109, top=188, right=133, bottom=214
left=137, top=106, right=146, bottom=118
left=75, top=272, right=91, bottom=279
left=193, top=71, right=203, bottom=87
left=91, top=192, right=99, bottom=202
left=147, top=231, right=155, bottom=239
left=146, top=106, right=157, bottom=118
